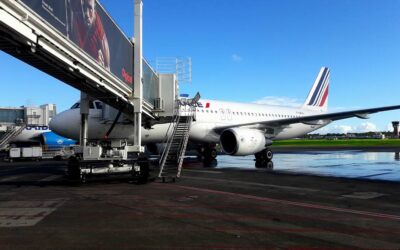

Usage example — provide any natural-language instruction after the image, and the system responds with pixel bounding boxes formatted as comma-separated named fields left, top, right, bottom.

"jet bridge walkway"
left=0, top=0, right=153, bottom=119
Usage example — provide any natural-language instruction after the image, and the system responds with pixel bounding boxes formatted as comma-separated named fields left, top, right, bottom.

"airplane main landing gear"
left=199, top=144, right=218, bottom=163
left=199, top=144, right=218, bottom=167
left=255, top=148, right=274, bottom=168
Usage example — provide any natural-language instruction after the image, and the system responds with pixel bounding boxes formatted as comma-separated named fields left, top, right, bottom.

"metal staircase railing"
left=0, top=124, right=26, bottom=150
left=158, top=101, right=195, bottom=182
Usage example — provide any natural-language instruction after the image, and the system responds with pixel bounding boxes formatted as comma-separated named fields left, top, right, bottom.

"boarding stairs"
left=158, top=102, right=196, bottom=182
left=0, top=124, right=26, bottom=150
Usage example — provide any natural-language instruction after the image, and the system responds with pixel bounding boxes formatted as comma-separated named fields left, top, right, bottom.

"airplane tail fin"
left=303, top=67, right=330, bottom=112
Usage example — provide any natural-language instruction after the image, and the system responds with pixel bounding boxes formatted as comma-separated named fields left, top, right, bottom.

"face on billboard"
left=82, top=0, right=96, bottom=28
left=20, top=0, right=135, bottom=88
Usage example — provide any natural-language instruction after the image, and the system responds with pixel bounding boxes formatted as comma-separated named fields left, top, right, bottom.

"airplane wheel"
left=266, top=149, right=273, bottom=161
left=267, top=161, right=274, bottom=169
left=203, top=147, right=217, bottom=162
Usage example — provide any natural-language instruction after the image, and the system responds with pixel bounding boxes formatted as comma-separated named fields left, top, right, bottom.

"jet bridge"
left=0, top=0, right=185, bottom=182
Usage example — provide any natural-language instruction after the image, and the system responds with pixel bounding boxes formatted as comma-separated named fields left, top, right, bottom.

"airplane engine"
left=220, top=128, right=269, bottom=156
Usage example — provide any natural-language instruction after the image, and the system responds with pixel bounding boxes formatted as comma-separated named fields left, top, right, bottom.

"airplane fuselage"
left=50, top=99, right=329, bottom=145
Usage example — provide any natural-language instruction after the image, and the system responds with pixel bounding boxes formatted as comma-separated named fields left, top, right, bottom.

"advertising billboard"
left=20, top=0, right=133, bottom=87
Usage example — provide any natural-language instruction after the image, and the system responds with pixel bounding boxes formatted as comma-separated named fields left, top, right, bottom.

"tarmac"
left=0, top=155, right=400, bottom=249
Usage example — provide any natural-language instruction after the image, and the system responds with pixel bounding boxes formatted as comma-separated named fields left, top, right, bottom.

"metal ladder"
left=0, top=124, right=26, bottom=150
left=158, top=103, right=195, bottom=182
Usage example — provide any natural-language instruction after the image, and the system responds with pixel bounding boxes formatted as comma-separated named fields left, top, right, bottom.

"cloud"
left=231, top=53, right=243, bottom=63
left=253, top=96, right=302, bottom=107
left=313, top=122, right=379, bottom=134
left=314, top=125, right=353, bottom=134
left=356, top=122, right=377, bottom=132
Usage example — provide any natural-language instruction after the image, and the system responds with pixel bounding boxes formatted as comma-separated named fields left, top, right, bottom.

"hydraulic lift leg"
left=80, top=92, right=90, bottom=148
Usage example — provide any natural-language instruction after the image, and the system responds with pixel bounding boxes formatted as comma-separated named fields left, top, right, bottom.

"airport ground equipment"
left=158, top=99, right=197, bottom=182
left=0, top=125, right=26, bottom=150
left=8, top=146, right=42, bottom=161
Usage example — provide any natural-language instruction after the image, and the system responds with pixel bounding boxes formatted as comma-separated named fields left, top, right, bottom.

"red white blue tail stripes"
left=303, top=67, right=330, bottom=110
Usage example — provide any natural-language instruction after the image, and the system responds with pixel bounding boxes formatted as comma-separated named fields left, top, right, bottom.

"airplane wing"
left=213, top=105, right=400, bottom=133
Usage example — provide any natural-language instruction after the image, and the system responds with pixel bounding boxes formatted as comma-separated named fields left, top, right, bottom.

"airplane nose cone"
left=49, top=114, right=62, bottom=135
left=49, top=110, right=80, bottom=140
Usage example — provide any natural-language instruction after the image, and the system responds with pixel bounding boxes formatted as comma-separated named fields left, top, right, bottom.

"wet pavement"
left=212, top=151, right=400, bottom=182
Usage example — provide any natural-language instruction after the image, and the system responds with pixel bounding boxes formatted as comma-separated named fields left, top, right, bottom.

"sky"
left=0, top=0, right=399, bottom=134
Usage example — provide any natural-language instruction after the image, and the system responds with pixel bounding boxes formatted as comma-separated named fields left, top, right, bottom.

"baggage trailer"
left=9, top=147, right=42, bottom=161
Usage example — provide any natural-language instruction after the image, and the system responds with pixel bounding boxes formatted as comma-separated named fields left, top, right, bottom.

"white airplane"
left=49, top=67, right=400, bottom=166
left=12, top=125, right=51, bottom=143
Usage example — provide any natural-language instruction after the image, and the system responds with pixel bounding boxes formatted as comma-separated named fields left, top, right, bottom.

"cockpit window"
left=70, top=101, right=95, bottom=109
left=70, top=102, right=80, bottom=109
left=94, top=101, right=103, bottom=110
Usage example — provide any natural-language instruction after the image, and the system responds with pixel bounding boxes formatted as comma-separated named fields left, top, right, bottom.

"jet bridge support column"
left=132, top=0, right=144, bottom=153
left=80, top=92, right=90, bottom=147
